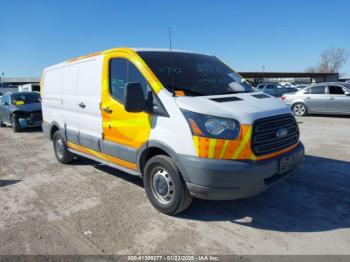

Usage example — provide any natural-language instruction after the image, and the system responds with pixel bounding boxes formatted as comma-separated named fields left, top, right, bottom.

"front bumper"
left=18, top=118, right=42, bottom=128
left=178, top=142, right=304, bottom=200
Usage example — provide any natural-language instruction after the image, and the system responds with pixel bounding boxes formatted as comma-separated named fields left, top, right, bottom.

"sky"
left=1, top=0, right=349, bottom=77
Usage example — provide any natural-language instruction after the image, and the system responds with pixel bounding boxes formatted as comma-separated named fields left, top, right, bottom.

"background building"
left=0, top=77, right=40, bottom=94
left=239, top=72, right=339, bottom=86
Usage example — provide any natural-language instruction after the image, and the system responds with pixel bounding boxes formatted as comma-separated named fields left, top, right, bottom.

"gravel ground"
left=0, top=116, right=349, bottom=255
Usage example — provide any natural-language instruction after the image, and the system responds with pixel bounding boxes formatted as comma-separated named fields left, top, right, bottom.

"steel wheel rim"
left=55, top=138, right=64, bottom=159
left=294, top=104, right=305, bottom=116
left=151, top=167, right=175, bottom=204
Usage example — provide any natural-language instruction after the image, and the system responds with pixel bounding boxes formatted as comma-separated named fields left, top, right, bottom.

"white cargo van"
left=41, top=47, right=304, bottom=214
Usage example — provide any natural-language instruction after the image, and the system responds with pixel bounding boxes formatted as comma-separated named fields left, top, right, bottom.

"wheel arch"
left=43, top=121, right=65, bottom=141
left=137, top=140, right=190, bottom=182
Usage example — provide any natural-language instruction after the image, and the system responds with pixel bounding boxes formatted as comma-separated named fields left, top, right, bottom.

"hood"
left=175, top=92, right=291, bottom=124
left=13, top=103, right=42, bottom=112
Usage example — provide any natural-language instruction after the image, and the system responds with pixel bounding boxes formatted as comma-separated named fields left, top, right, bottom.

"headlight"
left=181, top=110, right=240, bottom=140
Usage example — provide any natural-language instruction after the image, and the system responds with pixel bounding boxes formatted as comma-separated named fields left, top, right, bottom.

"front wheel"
left=143, top=155, right=193, bottom=215
left=11, top=115, right=21, bottom=132
left=292, top=103, right=307, bottom=116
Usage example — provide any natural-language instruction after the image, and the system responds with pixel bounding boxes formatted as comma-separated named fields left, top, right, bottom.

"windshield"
left=137, top=51, right=253, bottom=96
left=11, top=93, right=41, bottom=105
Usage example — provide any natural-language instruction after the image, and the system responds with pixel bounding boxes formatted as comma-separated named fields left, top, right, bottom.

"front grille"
left=29, top=111, right=42, bottom=122
left=252, top=114, right=299, bottom=156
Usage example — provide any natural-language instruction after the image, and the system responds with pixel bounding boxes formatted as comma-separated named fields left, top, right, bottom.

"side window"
left=110, top=58, right=149, bottom=104
left=128, top=62, right=149, bottom=95
left=328, top=85, right=345, bottom=95
left=266, top=85, right=274, bottom=89
left=310, top=86, right=325, bottom=94
left=110, top=59, right=128, bottom=103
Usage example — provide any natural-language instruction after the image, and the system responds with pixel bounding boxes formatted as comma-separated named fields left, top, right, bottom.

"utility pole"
left=1, top=72, right=4, bottom=88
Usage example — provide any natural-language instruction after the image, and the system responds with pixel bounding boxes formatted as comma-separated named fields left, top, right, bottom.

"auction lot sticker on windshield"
left=15, top=101, right=24, bottom=105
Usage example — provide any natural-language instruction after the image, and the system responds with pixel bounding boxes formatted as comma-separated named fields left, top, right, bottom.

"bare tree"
left=306, top=47, right=348, bottom=73
left=318, top=48, right=348, bottom=73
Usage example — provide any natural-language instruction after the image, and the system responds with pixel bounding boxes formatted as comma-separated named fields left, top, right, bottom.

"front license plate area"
left=279, top=155, right=294, bottom=174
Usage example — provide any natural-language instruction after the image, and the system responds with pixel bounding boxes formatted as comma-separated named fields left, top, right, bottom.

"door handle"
left=306, top=97, right=311, bottom=99
left=330, top=97, right=335, bottom=100
left=103, top=107, right=113, bottom=114
left=78, top=102, right=86, bottom=109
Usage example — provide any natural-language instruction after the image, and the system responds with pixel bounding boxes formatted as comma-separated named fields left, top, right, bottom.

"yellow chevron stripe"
left=208, top=139, right=217, bottom=159
left=219, top=140, right=230, bottom=159
left=232, top=126, right=252, bottom=159
left=193, top=136, right=199, bottom=156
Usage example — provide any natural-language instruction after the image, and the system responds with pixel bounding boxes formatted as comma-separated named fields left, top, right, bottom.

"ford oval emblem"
left=276, top=128, right=288, bottom=138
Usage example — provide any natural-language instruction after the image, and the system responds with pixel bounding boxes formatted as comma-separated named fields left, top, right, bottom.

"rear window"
left=328, top=85, right=345, bottom=95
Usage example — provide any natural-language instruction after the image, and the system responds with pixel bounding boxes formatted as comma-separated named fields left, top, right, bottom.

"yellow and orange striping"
left=66, top=51, right=102, bottom=63
left=67, top=142, right=138, bottom=171
left=192, top=124, right=298, bottom=161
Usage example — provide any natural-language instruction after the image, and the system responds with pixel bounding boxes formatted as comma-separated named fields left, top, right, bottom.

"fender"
left=137, top=140, right=191, bottom=182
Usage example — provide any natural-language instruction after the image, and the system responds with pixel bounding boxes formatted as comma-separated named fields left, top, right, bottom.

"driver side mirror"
left=124, top=82, right=147, bottom=113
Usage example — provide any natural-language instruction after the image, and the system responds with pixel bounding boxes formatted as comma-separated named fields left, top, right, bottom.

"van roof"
left=132, top=48, right=212, bottom=55
left=43, top=47, right=212, bottom=72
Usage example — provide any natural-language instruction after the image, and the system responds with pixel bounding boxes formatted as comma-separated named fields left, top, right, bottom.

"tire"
left=53, top=130, right=74, bottom=164
left=143, top=155, right=193, bottom=215
left=292, top=103, right=307, bottom=116
left=11, top=115, right=21, bottom=132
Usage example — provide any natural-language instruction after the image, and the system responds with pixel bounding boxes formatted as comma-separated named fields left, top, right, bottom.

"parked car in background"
left=282, top=82, right=350, bottom=116
left=293, top=84, right=309, bottom=90
left=0, top=92, right=42, bottom=132
left=256, top=84, right=298, bottom=97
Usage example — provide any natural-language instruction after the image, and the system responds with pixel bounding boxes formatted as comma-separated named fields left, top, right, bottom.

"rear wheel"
left=11, top=115, right=21, bottom=132
left=143, top=155, right=192, bottom=215
left=292, top=103, right=307, bottom=116
left=53, top=130, right=74, bottom=164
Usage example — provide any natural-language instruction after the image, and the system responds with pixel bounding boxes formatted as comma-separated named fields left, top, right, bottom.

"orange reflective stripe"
left=67, top=142, right=137, bottom=171
left=232, top=125, right=252, bottom=159
left=67, top=51, right=102, bottom=63
left=197, top=137, right=210, bottom=158
left=223, top=140, right=241, bottom=159
left=237, top=142, right=253, bottom=159
left=255, top=143, right=299, bottom=161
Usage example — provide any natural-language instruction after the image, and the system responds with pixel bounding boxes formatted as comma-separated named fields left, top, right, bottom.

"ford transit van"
left=41, top=47, right=304, bottom=215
